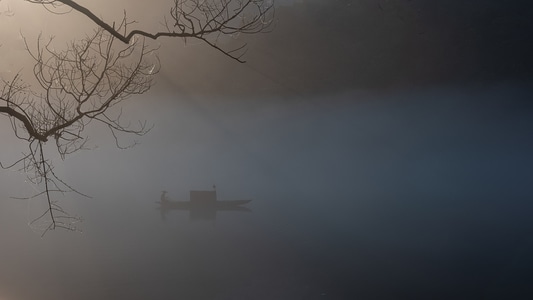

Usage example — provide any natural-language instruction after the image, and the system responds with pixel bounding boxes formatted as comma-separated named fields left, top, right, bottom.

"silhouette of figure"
left=161, top=191, right=168, bottom=203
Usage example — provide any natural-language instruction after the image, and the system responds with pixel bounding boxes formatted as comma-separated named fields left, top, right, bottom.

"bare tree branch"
left=1, top=0, right=274, bottom=234
left=0, top=21, right=158, bottom=233
left=26, top=0, right=275, bottom=62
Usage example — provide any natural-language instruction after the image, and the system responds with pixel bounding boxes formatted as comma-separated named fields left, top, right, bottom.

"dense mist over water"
left=1, top=83, right=533, bottom=299
left=1, top=0, right=533, bottom=299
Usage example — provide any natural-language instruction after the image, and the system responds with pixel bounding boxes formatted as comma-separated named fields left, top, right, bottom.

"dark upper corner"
left=157, top=0, right=533, bottom=97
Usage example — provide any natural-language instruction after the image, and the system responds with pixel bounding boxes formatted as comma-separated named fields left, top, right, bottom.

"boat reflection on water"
left=157, top=187, right=252, bottom=221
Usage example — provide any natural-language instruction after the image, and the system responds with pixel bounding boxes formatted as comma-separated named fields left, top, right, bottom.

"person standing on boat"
left=160, top=191, right=169, bottom=204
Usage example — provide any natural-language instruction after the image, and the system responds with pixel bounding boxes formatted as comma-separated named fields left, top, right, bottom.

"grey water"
left=1, top=83, right=532, bottom=300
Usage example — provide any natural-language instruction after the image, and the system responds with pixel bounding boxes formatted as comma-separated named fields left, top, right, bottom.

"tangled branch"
left=0, top=0, right=274, bottom=234
left=0, top=21, right=159, bottom=233
left=27, top=0, right=275, bottom=62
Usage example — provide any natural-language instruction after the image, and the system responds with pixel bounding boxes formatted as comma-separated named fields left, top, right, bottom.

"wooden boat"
left=158, top=198, right=252, bottom=210
left=157, top=189, right=251, bottom=220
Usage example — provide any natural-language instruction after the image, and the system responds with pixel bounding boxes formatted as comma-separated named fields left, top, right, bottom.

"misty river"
left=1, top=83, right=532, bottom=300
left=1, top=0, right=533, bottom=299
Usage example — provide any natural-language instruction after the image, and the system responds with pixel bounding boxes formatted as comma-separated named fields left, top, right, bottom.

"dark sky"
left=2, top=0, right=531, bottom=96
left=156, top=0, right=533, bottom=96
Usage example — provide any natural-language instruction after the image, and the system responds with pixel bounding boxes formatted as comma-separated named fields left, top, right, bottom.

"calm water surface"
left=1, top=85, right=532, bottom=300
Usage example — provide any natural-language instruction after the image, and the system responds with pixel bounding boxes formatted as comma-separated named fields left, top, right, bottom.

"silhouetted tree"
left=0, top=0, right=274, bottom=234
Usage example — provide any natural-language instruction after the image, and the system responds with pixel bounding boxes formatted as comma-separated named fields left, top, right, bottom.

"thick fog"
left=1, top=1, right=533, bottom=300
left=1, top=84, right=532, bottom=299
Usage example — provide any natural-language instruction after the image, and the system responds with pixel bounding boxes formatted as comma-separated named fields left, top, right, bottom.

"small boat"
left=157, top=189, right=252, bottom=220
left=158, top=198, right=252, bottom=210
